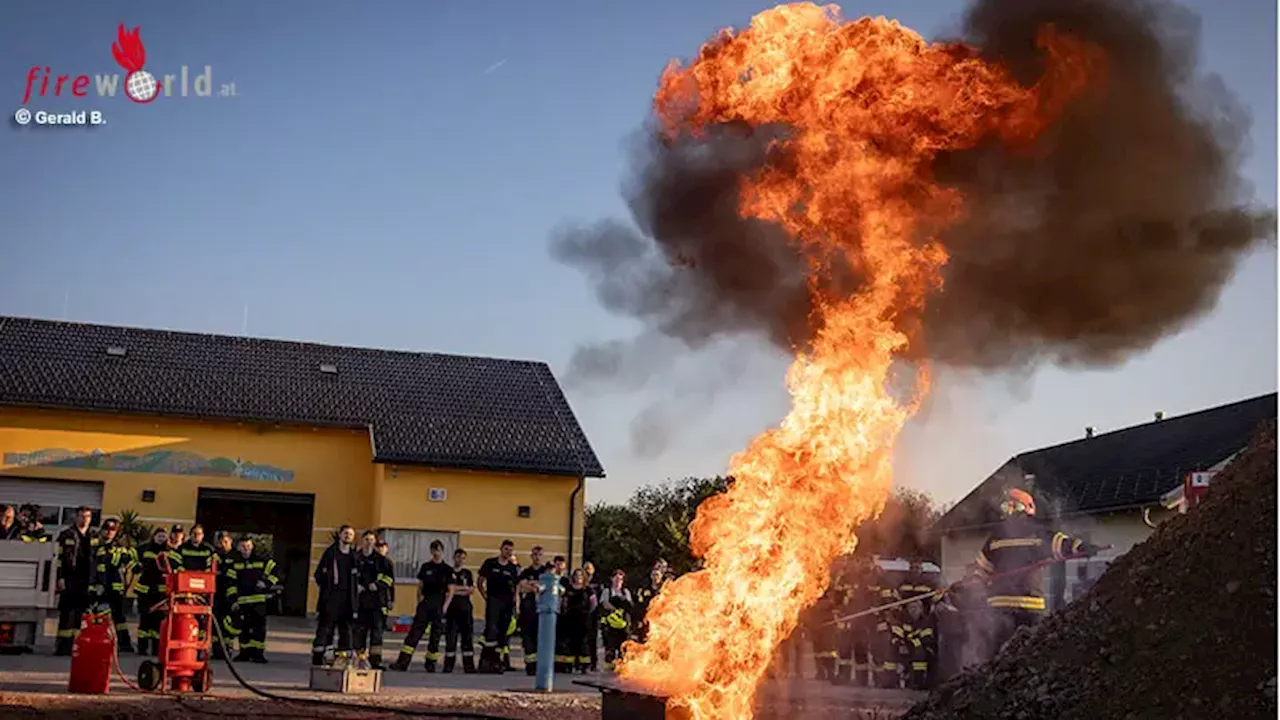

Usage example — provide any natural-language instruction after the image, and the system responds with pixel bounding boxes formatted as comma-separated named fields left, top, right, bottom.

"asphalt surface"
left=0, top=616, right=923, bottom=719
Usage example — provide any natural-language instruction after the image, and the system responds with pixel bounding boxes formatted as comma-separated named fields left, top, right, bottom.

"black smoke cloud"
left=552, top=0, right=1275, bottom=445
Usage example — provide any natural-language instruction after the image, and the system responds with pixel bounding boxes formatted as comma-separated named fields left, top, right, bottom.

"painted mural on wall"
left=2, top=448, right=295, bottom=483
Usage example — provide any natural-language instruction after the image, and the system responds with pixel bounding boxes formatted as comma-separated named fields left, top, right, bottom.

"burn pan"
left=574, top=677, right=689, bottom=720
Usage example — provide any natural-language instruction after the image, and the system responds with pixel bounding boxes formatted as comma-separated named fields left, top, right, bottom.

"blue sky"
left=2, top=0, right=1275, bottom=507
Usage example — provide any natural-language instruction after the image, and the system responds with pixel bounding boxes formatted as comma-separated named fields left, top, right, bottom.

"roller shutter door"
left=0, top=477, right=104, bottom=531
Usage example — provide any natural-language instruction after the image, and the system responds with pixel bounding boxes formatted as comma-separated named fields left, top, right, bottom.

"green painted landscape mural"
left=3, top=448, right=295, bottom=483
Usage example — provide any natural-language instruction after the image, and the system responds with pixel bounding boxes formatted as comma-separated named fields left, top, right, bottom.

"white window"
left=380, top=529, right=459, bottom=583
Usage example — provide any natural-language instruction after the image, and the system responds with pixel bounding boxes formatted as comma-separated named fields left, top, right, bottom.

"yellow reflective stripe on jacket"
left=237, top=593, right=268, bottom=604
left=975, top=551, right=995, bottom=573
left=991, top=537, right=1043, bottom=550
left=377, top=573, right=394, bottom=587
left=988, top=594, right=1047, bottom=610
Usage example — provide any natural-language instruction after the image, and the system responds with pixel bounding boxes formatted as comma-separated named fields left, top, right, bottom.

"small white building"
left=934, top=392, right=1276, bottom=612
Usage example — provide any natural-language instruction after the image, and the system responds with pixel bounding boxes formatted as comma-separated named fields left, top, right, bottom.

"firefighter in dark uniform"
left=973, top=488, right=1100, bottom=662
left=212, top=531, right=237, bottom=660
left=178, top=524, right=216, bottom=571
left=352, top=530, right=395, bottom=669
left=391, top=539, right=452, bottom=671
left=134, top=527, right=172, bottom=656
left=442, top=547, right=477, bottom=673
left=91, top=518, right=137, bottom=652
left=53, top=506, right=99, bottom=656
left=515, top=545, right=550, bottom=675
left=16, top=504, right=51, bottom=543
left=899, top=599, right=936, bottom=690
left=633, top=561, right=668, bottom=645
left=843, top=556, right=880, bottom=687
left=828, top=559, right=855, bottom=684
left=312, top=525, right=358, bottom=666
left=166, top=525, right=187, bottom=568
left=865, top=563, right=899, bottom=689
left=898, top=561, right=938, bottom=614
left=226, top=536, right=279, bottom=663
left=476, top=539, right=521, bottom=673
left=806, top=588, right=838, bottom=680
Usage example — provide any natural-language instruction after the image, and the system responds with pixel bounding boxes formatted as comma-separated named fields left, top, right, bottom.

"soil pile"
left=904, top=421, right=1277, bottom=720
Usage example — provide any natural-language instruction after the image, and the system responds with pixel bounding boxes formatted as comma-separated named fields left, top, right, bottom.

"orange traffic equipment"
left=68, top=608, right=115, bottom=694
left=137, top=555, right=217, bottom=694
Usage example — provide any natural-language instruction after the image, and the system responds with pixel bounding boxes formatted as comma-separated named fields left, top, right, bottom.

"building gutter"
left=568, top=475, right=585, bottom=567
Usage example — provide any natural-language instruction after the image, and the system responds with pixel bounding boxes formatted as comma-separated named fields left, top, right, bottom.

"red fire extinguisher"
left=69, top=609, right=116, bottom=694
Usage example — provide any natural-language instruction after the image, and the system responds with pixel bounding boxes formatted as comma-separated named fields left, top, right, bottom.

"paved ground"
left=0, top=616, right=923, bottom=719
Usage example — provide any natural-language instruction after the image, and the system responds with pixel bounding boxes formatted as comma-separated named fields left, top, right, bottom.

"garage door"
left=0, top=477, right=105, bottom=531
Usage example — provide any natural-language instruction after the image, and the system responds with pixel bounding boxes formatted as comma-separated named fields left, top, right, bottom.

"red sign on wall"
left=1184, top=470, right=1216, bottom=508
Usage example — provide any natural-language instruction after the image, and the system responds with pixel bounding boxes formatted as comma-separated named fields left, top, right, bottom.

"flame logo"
left=111, top=24, right=161, bottom=104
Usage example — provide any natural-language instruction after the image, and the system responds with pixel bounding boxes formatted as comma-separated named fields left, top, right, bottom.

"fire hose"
left=822, top=545, right=1113, bottom=627
left=102, top=551, right=518, bottom=720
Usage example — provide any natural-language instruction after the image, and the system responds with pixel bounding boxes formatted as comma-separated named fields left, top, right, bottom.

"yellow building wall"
left=0, top=407, right=374, bottom=612
left=379, top=465, right=586, bottom=618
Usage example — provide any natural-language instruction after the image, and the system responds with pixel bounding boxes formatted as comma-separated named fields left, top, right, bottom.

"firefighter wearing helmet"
left=971, top=487, right=1102, bottom=662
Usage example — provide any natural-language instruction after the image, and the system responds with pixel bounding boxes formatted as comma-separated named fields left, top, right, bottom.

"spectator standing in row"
left=353, top=530, right=395, bottom=669
left=311, top=525, right=358, bottom=666
left=477, top=540, right=520, bottom=673
left=225, top=536, right=279, bottom=663
left=53, top=506, right=98, bottom=656
left=441, top=547, right=477, bottom=673
left=599, top=569, right=633, bottom=669
left=178, top=524, right=216, bottom=571
left=134, top=527, right=171, bottom=656
left=213, top=531, right=236, bottom=660
left=581, top=561, right=601, bottom=672
left=92, top=518, right=137, bottom=653
left=633, top=561, right=668, bottom=644
left=0, top=505, right=18, bottom=540
left=557, top=568, right=596, bottom=673
left=390, top=538, right=451, bottom=672
left=516, top=545, right=549, bottom=676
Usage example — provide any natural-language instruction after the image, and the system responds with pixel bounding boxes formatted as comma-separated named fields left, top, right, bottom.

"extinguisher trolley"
left=137, top=556, right=217, bottom=693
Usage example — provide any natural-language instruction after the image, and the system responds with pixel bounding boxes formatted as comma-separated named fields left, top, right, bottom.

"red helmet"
left=1001, top=488, right=1036, bottom=516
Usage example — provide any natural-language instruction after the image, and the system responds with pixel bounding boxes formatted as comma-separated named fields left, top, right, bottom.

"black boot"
left=424, top=659, right=437, bottom=673
left=525, top=660, right=537, bottom=677
left=442, top=656, right=456, bottom=673
left=311, top=650, right=326, bottom=667
left=370, top=655, right=384, bottom=671
left=389, top=651, right=412, bottom=671
left=462, top=655, right=477, bottom=674
left=54, top=637, right=73, bottom=657
left=116, top=631, right=134, bottom=654
left=251, top=649, right=268, bottom=664
left=137, top=638, right=150, bottom=656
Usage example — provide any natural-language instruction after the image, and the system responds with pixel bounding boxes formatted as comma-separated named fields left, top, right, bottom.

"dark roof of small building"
left=0, top=316, right=605, bottom=479
left=936, top=392, right=1276, bottom=532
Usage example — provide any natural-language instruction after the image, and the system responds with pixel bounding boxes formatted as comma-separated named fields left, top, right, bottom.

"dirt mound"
left=904, top=422, right=1277, bottom=720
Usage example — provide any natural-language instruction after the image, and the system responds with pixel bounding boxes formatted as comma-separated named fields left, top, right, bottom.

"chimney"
left=1085, top=426, right=1095, bottom=439
left=1154, top=411, right=1164, bottom=421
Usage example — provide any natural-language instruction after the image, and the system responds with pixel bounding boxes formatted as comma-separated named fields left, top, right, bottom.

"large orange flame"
left=615, top=4, right=1103, bottom=718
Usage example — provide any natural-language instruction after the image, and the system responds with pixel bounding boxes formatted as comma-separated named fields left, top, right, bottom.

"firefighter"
left=515, top=545, right=550, bottom=676
left=352, top=530, right=395, bottom=669
left=166, top=525, right=187, bottom=567
left=845, top=557, right=879, bottom=687
left=91, top=518, right=137, bottom=652
left=226, top=536, right=279, bottom=663
left=311, top=525, right=358, bottom=666
left=0, top=504, right=18, bottom=539
left=806, top=588, right=838, bottom=680
left=476, top=539, right=521, bottom=673
left=865, top=563, right=900, bottom=689
left=376, top=539, right=395, bottom=632
left=581, top=561, right=602, bottom=672
left=212, top=531, right=237, bottom=660
left=829, top=559, right=855, bottom=685
left=178, top=524, right=216, bottom=571
left=972, top=488, right=1101, bottom=661
left=53, top=506, right=99, bottom=656
left=898, top=560, right=939, bottom=614
left=633, top=561, right=668, bottom=645
left=900, top=599, right=936, bottom=690
left=134, top=527, right=172, bottom=656
left=441, top=547, right=477, bottom=673
left=559, top=568, right=596, bottom=673
left=18, top=504, right=50, bottom=542
left=598, top=569, right=633, bottom=670
left=389, top=539, right=452, bottom=672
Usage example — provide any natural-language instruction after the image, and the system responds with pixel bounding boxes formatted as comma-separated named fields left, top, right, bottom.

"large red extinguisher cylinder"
left=68, top=610, right=115, bottom=695
left=170, top=613, right=200, bottom=671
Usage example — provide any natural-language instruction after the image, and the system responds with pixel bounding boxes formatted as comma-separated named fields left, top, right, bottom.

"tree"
left=584, top=476, right=731, bottom=580
left=584, top=479, right=943, bottom=579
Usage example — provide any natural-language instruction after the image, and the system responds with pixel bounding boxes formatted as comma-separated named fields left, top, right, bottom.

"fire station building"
left=0, top=316, right=605, bottom=619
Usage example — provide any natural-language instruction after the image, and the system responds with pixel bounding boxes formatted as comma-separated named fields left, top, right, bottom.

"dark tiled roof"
left=936, top=392, right=1276, bottom=532
left=0, top=316, right=605, bottom=478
